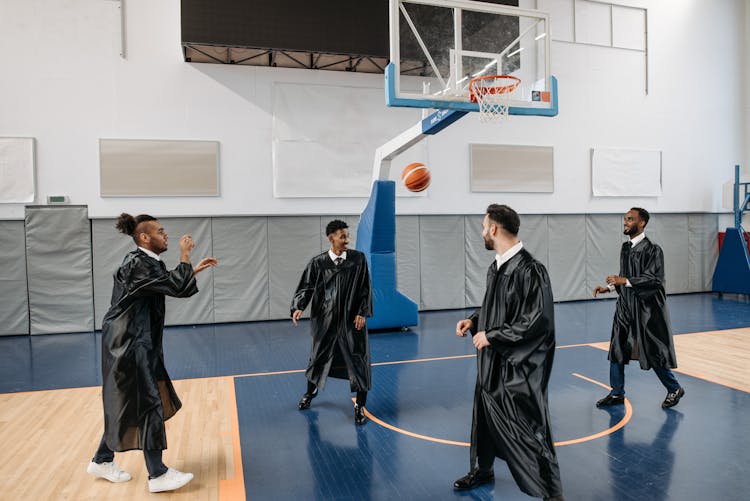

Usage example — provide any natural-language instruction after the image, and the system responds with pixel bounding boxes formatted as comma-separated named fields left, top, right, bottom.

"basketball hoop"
left=469, top=75, right=521, bottom=123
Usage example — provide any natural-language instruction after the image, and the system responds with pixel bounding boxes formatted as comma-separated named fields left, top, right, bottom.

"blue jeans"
left=92, top=434, right=168, bottom=478
left=609, top=362, right=680, bottom=396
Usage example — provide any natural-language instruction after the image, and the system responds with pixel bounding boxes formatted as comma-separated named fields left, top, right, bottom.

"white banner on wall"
left=591, top=147, right=662, bottom=197
left=0, top=137, right=35, bottom=203
left=272, top=83, right=423, bottom=198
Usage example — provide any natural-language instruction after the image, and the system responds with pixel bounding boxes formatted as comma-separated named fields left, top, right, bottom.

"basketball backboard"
left=386, top=0, right=557, bottom=116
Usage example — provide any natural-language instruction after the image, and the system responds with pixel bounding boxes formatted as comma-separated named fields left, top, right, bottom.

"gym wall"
left=0, top=209, right=718, bottom=335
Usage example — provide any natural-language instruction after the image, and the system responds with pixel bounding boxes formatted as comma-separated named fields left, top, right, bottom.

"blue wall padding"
left=712, top=227, right=750, bottom=294
left=357, top=181, right=419, bottom=329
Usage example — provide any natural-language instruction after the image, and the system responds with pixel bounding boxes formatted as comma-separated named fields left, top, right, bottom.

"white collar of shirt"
left=495, top=241, right=523, bottom=269
left=629, top=233, right=646, bottom=248
left=138, top=246, right=161, bottom=261
left=328, top=249, right=347, bottom=263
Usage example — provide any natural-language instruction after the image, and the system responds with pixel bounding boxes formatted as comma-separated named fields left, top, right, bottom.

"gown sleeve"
left=127, top=259, right=198, bottom=299
left=468, top=309, right=481, bottom=336
left=356, top=257, right=373, bottom=318
left=623, top=244, right=665, bottom=299
left=291, top=258, right=317, bottom=314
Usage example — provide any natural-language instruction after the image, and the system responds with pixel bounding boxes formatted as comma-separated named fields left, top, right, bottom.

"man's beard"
left=484, top=235, right=493, bottom=250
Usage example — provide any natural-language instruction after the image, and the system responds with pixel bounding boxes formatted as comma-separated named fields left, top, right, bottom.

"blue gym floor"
left=1, top=292, right=748, bottom=500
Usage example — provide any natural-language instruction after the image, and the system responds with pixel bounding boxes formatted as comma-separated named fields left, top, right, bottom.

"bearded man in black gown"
left=454, top=204, right=564, bottom=501
left=593, top=207, right=684, bottom=409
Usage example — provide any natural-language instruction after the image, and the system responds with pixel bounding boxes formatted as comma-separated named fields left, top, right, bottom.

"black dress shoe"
left=662, top=387, right=685, bottom=408
left=595, top=394, right=625, bottom=407
left=453, top=468, right=494, bottom=490
left=354, top=404, right=366, bottom=425
left=298, top=389, right=318, bottom=409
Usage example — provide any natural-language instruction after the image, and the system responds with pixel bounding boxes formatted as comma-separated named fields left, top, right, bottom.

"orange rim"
left=469, top=75, right=521, bottom=103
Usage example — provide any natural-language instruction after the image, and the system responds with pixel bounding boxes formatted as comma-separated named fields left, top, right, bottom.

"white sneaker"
left=87, top=461, right=132, bottom=483
left=148, top=467, right=194, bottom=493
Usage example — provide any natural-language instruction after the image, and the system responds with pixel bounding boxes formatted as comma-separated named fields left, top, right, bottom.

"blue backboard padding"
left=712, top=227, right=750, bottom=294
left=385, top=62, right=559, bottom=117
left=421, top=109, right=469, bottom=135
left=357, top=181, right=419, bottom=329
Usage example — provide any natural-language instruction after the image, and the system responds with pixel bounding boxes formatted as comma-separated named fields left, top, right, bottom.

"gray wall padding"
left=8, top=211, right=721, bottom=334
left=25, top=206, right=94, bottom=334
left=159, top=217, right=215, bottom=326
left=268, top=217, right=321, bottom=319
left=395, top=216, right=421, bottom=308
left=92, top=220, right=134, bottom=329
left=647, top=214, right=690, bottom=293
left=464, top=215, right=493, bottom=308
left=688, top=214, right=719, bottom=292
left=419, top=215, right=465, bottom=310
left=518, top=215, right=550, bottom=269
left=212, top=217, right=269, bottom=323
left=586, top=214, right=625, bottom=299
left=547, top=215, right=589, bottom=301
left=0, top=220, right=29, bottom=335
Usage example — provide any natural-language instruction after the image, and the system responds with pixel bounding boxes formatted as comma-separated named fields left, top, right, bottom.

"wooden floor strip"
left=0, top=377, right=243, bottom=501
left=588, top=328, right=750, bottom=393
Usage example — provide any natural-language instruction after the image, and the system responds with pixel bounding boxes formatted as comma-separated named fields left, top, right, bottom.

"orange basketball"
left=402, top=162, right=431, bottom=192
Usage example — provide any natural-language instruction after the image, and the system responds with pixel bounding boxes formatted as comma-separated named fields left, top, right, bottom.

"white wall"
left=0, top=0, right=745, bottom=219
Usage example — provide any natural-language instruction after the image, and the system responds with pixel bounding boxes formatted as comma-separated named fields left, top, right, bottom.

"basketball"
left=402, top=162, right=431, bottom=192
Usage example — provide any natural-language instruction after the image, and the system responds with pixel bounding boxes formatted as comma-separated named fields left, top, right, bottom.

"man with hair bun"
left=454, top=204, right=564, bottom=501
left=291, top=219, right=373, bottom=425
left=87, top=213, right=217, bottom=493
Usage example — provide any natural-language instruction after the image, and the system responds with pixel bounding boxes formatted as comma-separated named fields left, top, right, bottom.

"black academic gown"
left=100, top=250, right=198, bottom=452
left=609, top=238, right=677, bottom=370
left=468, top=249, right=563, bottom=499
left=291, top=250, right=373, bottom=392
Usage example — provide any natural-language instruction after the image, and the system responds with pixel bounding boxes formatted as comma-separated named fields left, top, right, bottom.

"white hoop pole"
left=372, top=109, right=468, bottom=182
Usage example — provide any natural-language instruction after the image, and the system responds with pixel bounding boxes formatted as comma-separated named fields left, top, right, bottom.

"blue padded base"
left=357, top=181, right=419, bottom=329
left=712, top=227, right=750, bottom=294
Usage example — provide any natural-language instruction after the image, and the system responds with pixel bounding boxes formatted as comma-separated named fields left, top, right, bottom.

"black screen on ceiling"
left=181, top=0, right=519, bottom=58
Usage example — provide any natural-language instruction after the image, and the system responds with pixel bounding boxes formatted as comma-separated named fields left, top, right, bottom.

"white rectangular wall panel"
left=0, top=138, right=35, bottom=203
left=592, top=148, right=662, bottom=196
left=100, top=139, right=219, bottom=196
left=272, top=83, right=420, bottom=198
left=470, top=144, right=554, bottom=193
left=575, top=0, right=612, bottom=46
left=612, top=5, right=646, bottom=50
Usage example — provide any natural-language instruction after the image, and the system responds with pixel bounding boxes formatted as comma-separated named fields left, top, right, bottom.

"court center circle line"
left=358, top=371, right=633, bottom=448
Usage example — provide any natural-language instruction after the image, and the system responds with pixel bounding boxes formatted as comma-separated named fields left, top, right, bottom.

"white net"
left=470, top=76, right=521, bottom=123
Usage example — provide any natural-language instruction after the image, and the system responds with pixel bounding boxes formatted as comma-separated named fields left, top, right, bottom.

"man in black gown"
left=454, top=205, right=564, bottom=501
left=593, top=207, right=685, bottom=409
left=291, top=220, right=373, bottom=425
left=87, top=213, right=217, bottom=493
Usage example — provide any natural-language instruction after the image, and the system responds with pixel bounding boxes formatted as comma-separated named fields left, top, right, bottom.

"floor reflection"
left=606, top=409, right=683, bottom=501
